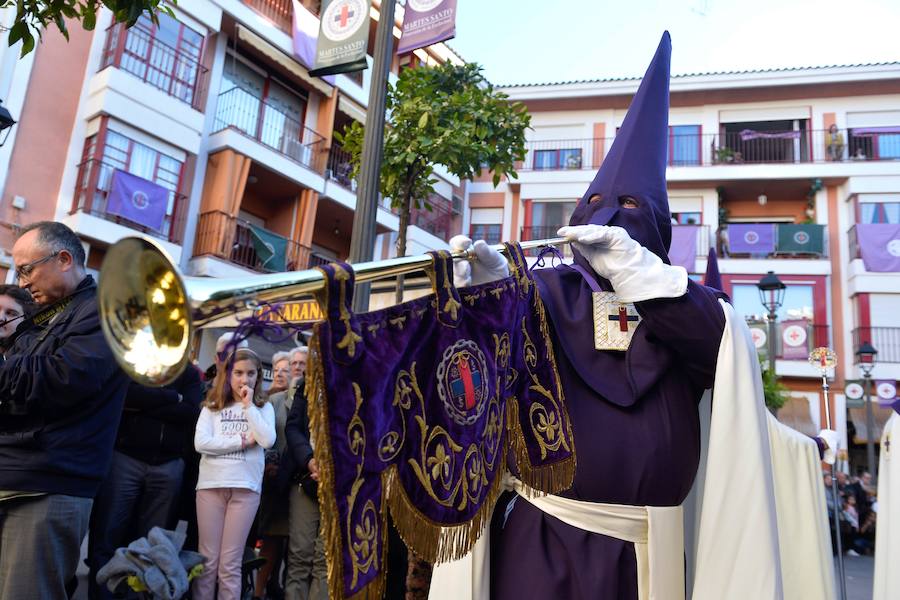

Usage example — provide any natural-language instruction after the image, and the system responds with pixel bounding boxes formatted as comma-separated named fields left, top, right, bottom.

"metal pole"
left=767, top=306, right=777, bottom=373
left=821, top=372, right=848, bottom=600
left=347, top=0, right=397, bottom=313
left=863, top=370, right=877, bottom=485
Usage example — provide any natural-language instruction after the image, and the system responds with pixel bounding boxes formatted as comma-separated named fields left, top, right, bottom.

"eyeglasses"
left=15, top=251, right=60, bottom=281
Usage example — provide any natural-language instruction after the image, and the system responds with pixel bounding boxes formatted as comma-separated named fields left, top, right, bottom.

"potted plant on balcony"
left=715, top=146, right=738, bottom=163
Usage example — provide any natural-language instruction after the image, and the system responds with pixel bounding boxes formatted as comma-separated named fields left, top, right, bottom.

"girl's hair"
left=205, top=347, right=267, bottom=410
left=0, top=285, right=37, bottom=317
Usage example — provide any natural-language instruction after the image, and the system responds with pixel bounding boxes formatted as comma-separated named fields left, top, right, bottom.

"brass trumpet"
left=99, top=236, right=568, bottom=387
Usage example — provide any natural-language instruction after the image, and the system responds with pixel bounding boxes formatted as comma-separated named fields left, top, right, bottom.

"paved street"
left=842, top=554, right=875, bottom=600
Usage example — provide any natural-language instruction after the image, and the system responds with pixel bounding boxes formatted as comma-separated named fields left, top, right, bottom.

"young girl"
left=194, top=347, right=276, bottom=599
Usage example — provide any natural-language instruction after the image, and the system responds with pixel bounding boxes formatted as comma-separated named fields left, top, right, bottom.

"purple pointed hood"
left=569, top=31, right=673, bottom=270
left=704, top=247, right=722, bottom=291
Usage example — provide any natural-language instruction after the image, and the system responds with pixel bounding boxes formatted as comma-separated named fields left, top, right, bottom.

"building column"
left=195, top=149, right=251, bottom=258
left=293, top=188, right=320, bottom=268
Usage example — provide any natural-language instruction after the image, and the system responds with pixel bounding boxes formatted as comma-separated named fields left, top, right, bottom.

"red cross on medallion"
left=457, top=355, right=476, bottom=410
left=608, top=306, right=639, bottom=332
left=336, top=5, right=352, bottom=27
left=787, top=329, right=803, bottom=343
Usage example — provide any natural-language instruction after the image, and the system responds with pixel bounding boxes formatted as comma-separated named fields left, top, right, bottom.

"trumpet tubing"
left=99, top=236, right=569, bottom=387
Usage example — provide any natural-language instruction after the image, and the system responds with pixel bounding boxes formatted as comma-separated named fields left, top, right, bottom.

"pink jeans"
left=193, top=488, right=261, bottom=600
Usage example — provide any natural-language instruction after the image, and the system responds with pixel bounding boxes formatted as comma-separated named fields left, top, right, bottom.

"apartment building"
left=467, top=64, right=900, bottom=465
left=0, top=0, right=464, bottom=368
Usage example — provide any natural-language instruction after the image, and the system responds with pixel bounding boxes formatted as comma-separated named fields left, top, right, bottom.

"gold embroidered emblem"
left=591, top=291, right=641, bottom=352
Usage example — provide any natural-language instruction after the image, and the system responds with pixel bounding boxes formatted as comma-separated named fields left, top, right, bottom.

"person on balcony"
left=826, top=124, right=845, bottom=161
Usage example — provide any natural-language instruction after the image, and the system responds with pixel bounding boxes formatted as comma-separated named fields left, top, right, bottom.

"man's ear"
left=57, top=250, right=75, bottom=272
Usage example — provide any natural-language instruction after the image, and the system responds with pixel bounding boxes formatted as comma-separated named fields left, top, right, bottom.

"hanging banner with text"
left=292, top=0, right=336, bottom=84
left=309, top=0, right=371, bottom=77
left=397, top=0, right=457, bottom=54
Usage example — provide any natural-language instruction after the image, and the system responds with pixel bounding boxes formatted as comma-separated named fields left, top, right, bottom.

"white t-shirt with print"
left=194, top=402, right=276, bottom=494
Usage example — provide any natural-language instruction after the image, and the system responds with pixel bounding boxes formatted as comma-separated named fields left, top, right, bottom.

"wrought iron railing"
left=193, top=210, right=311, bottom=272
left=214, top=87, right=326, bottom=171
left=100, top=23, right=208, bottom=109
left=325, top=143, right=356, bottom=191
left=72, top=159, right=187, bottom=243
left=852, top=327, right=900, bottom=364
left=717, top=223, right=828, bottom=259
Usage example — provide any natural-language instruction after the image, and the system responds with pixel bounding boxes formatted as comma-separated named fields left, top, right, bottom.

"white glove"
left=557, top=225, right=687, bottom=303
left=818, top=429, right=840, bottom=465
left=449, top=235, right=509, bottom=288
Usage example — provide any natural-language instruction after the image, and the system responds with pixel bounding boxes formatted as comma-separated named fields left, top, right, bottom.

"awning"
left=777, top=396, right=819, bottom=438
left=849, top=405, right=895, bottom=444
left=338, top=95, right=367, bottom=124
left=236, top=25, right=333, bottom=96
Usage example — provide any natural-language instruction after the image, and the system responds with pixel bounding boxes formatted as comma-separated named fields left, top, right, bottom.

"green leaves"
left=2, top=0, right=175, bottom=56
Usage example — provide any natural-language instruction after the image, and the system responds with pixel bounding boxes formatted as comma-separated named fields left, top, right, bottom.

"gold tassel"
left=507, top=397, right=577, bottom=498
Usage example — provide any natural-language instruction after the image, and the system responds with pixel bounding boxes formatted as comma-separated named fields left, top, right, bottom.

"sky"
left=448, top=0, right=900, bottom=86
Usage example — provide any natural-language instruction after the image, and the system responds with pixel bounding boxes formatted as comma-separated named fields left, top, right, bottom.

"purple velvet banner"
left=397, top=0, right=457, bottom=54
left=856, top=224, right=900, bottom=272
left=307, top=244, right=575, bottom=600
left=780, top=320, right=810, bottom=360
left=851, top=126, right=900, bottom=137
left=739, top=129, right=801, bottom=141
left=668, top=225, right=699, bottom=272
left=106, top=170, right=168, bottom=232
left=728, top=223, right=776, bottom=254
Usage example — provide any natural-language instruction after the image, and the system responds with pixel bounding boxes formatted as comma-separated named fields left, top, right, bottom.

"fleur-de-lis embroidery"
left=536, top=411, right=558, bottom=442
left=428, top=444, right=451, bottom=481
left=389, top=316, right=407, bottom=330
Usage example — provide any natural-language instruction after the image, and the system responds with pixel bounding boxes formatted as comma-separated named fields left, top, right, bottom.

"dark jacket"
left=278, top=379, right=316, bottom=496
left=0, top=276, right=129, bottom=498
left=115, top=366, right=203, bottom=465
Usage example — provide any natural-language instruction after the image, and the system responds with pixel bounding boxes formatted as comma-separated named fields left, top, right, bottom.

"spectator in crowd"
left=267, top=350, right=291, bottom=398
left=284, top=346, right=308, bottom=405
left=281, top=380, right=327, bottom=600
left=204, top=332, right=251, bottom=387
left=252, top=351, right=294, bottom=600
left=0, top=221, right=129, bottom=599
left=826, top=123, right=844, bottom=161
left=87, top=366, right=204, bottom=599
left=0, top=284, right=36, bottom=355
left=194, top=347, right=276, bottom=600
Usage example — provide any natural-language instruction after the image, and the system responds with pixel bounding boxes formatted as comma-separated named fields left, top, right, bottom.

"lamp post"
left=0, top=100, right=16, bottom=147
left=856, top=341, right=879, bottom=484
left=757, top=271, right=786, bottom=373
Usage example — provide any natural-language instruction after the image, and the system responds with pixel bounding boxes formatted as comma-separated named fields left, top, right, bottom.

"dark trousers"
left=0, top=493, right=92, bottom=600
left=87, top=451, right=185, bottom=600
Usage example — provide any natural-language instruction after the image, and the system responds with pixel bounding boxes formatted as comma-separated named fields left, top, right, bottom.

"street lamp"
left=0, top=100, right=15, bottom=147
left=856, top=340, right=878, bottom=484
left=757, top=271, right=786, bottom=372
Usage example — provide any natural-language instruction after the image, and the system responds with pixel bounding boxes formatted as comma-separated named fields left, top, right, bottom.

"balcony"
left=193, top=210, right=312, bottom=272
left=409, top=196, right=455, bottom=241
left=519, top=128, right=899, bottom=172
left=100, top=23, right=208, bottom=110
left=325, top=143, right=356, bottom=192
left=72, top=159, right=187, bottom=243
left=214, top=87, right=326, bottom=172
left=852, top=327, right=900, bottom=364
left=719, top=223, right=827, bottom=259
left=748, top=320, right=830, bottom=361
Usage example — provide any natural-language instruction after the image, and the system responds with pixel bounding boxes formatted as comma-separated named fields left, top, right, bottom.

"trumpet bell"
left=99, top=237, right=191, bottom=387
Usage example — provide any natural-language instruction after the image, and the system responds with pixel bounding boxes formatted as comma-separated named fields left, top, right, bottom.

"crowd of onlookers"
left=0, top=221, right=325, bottom=600
left=824, top=469, right=878, bottom=557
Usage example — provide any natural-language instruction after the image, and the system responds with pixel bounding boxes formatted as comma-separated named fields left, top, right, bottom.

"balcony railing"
left=718, top=223, right=828, bottom=259
left=193, top=210, right=311, bottom=272
left=519, top=128, right=899, bottom=171
left=852, top=327, right=900, bottom=364
left=100, top=23, right=208, bottom=109
left=72, top=159, right=187, bottom=243
left=214, top=87, right=326, bottom=172
left=748, top=320, right=830, bottom=360
left=243, top=0, right=293, bottom=32
left=409, top=196, right=455, bottom=241
left=325, top=143, right=356, bottom=191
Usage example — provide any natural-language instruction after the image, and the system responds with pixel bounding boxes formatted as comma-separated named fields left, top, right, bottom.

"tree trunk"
left=394, top=190, right=413, bottom=304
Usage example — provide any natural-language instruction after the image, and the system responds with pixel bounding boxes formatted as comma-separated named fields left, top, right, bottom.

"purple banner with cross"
left=728, top=223, right=776, bottom=254
left=780, top=320, right=811, bottom=360
left=668, top=225, right=699, bottom=272
left=856, top=223, right=900, bottom=272
left=876, top=380, right=898, bottom=407
left=106, top=170, right=168, bottom=233
left=397, top=0, right=457, bottom=54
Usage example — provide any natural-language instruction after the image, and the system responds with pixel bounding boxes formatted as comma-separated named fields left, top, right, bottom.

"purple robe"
left=491, top=268, right=726, bottom=600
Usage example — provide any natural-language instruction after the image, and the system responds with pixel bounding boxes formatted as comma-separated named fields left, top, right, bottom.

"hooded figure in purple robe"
left=453, top=31, right=728, bottom=599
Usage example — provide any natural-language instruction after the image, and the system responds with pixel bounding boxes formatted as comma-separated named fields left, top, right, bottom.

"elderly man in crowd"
left=0, top=221, right=129, bottom=599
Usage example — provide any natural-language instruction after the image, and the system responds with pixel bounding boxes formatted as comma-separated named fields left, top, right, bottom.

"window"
left=668, top=125, right=701, bottom=166
left=470, top=224, right=502, bottom=244
left=849, top=127, right=900, bottom=160
left=532, top=202, right=576, bottom=228
left=860, top=203, right=900, bottom=224
left=673, top=212, right=701, bottom=225
left=533, top=149, right=582, bottom=170
left=731, top=283, right=814, bottom=323
left=75, top=127, right=185, bottom=241
left=106, top=13, right=204, bottom=105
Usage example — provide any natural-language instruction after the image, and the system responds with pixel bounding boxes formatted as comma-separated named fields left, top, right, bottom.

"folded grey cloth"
left=97, top=527, right=206, bottom=600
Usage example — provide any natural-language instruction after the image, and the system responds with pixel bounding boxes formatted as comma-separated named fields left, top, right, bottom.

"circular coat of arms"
left=436, top=339, right=489, bottom=426
left=751, top=327, right=767, bottom=349
left=409, top=0, right=443, bottom=11
left=793, top=231, right=810, bottom=245
left=744, top=231, right=760, bottom=245
left=782, top=324, right=807, bottom=347
left=322, top=0, right=366, bottom=42
left=845, top=382, right=864, bottom=400
left=877, top=381, right=897, bottom=401
left=887, top=239, right=900, bottom=257
left=131, top=191, right=149, bottom=210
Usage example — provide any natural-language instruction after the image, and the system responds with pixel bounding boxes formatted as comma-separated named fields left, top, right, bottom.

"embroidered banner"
left=856, top=223, right=900, bottom=272
left=780, top=320, right=810, bottom=360
left=728, top=223, right=776, bottom=254
left=309, top=0, right=371, bottom=78
left=777, top=224, right=825, bottom=255
left=668, top=225, right=699, bottom=272
left=876, top=380, right=898, bottom=407
left=291, top=0, right=337, bottom=84
left=307, top=244, right=575, bottom=600
left=397, top=0, right=457, bottom=54
left=106, top=170, right=168, bottom=232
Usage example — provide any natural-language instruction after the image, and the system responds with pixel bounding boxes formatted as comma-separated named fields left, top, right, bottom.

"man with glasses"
left=0, top=221, right=129, bottom=599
